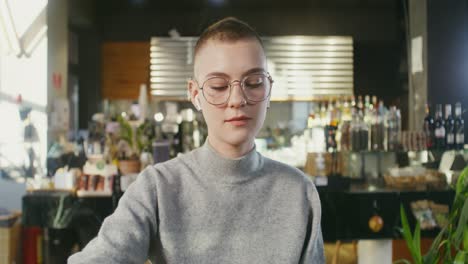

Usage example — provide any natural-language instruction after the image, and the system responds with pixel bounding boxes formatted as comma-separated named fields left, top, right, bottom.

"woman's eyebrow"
left=243, top=67, right=266, bottom=76
left=204, top=67, right=266, bottom=79
left=205, top=72, right=230, bottom=78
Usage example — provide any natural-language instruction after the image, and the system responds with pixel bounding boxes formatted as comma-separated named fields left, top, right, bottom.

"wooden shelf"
left=101, top=42, right=150, bottom=100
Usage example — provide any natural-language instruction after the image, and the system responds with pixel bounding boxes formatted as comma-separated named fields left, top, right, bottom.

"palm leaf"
left=413, top=222, right=422, bottom=263
left=453, top=197, right=468, bottom=247
left=423, top=226, right=446, bottom=263
left=453, top=250, right=466, bottom=264
left=464, top=227, right=468, bottom=251
left=455, top=166, right=468, bottom=198
left=400, top=205, right=422, bottom=263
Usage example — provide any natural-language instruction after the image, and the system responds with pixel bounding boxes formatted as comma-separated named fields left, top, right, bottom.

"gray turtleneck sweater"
left=68, top=140, right=324, bottom=263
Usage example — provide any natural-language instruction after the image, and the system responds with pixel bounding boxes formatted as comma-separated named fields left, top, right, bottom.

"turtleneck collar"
left=190, top=138, right=264, bottom=184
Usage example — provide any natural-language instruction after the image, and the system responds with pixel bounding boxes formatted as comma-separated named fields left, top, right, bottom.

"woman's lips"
left=225, top=116, right=251, bottom=126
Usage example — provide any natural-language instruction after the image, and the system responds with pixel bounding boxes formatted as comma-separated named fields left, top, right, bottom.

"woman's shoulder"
left=261, top=155, right=314, bottom=186
left=143, top=150, right=198, bottom=180
left=260, top=155, right=320, bottom=206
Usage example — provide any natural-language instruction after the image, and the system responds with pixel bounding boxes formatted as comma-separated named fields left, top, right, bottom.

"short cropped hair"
left=194, top=17, right=264, bottom=59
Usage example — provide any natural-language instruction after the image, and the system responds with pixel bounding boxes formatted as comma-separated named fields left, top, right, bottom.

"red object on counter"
left=22, top=226, right=42, bottom=264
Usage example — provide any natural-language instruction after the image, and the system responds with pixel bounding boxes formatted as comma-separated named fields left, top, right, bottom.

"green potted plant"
left=116, top=115, right=141, bottom=175
left=395, top=165, right=468, bottom=264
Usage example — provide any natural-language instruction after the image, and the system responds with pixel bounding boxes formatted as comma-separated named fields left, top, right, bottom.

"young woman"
left=69, top=17, right=324, bottom=263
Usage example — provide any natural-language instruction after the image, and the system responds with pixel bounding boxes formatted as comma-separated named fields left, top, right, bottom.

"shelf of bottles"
left=305, top=96, right=466, bottom=154
left=424, top=102, right=465, bottom=152
left=304, top=95, right=402, bottom=154
left=299, top=94, right=467, bottom=179
left=299, top=95, right=405, bottom=180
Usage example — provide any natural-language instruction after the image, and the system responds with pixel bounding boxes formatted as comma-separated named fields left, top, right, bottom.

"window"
left=0, top=0, right=48, bottom=179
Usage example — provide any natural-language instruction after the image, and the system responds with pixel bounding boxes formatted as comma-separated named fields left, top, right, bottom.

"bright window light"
left=6, top=0, right=47, bottom=37
left=0, top=0, right=48, bottom=175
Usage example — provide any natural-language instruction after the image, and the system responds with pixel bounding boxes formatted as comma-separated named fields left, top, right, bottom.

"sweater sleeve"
left=299, top=180, right=326, bottom=263
left=68, top=166, right=158, bottom=264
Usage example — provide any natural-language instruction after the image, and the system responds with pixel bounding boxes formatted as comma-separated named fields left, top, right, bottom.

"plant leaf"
left=423, top=225, right=447, bottom=263
left=455, top=166, right=468, bottom=197
left=393, top=259, right=412, bottom=264
left=413, top=222, right=422, bottom=263
left=453, top=250, right=466, bottom=264
left=117, top=115, right=133, bottom=147
left=464, top=226, right=468, bottom=251
left=453, top=196, right=468, bottom=247
left=400, top=205, right=420, bottom=263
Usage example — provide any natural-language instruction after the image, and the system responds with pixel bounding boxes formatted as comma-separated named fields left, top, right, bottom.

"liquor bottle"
left=350, top=95, right=356, bottom=110
left=357, top=95, right=364, bottom=112
left=378, top=100, right=388, bottom=118
left=319, top=102, right=327, bottom=127
left=445, top=104, right=455, bottom=150
left=339, top=119, right=351, bottom=151
left=325, top=102, right=338, bottom=152
left=359, top=110, right=370, bottom=151
left=371, top=96, right=378, bottom=111
left=334, top=99, right=343, bottom=123
left=378, top=100, right=388, bottom=150
left=387, top=106, right=401, bottom=151
left=334, top=99, right=343, bottom=150
left=350, top=110, right=369, bottom=151
left=350, top=109, right=361, bottom=151
left=342, top=98, right=352, bottom=122
left=454, top=102, right=465, bottom=150
left=305, top=107, right=325, bottom=153
left=396, top=109, right=402, bottom=148
left=371, top=101, right=385, bottom=151
left=326, top=100, right=334, bottom=126
left=423, top=104, right=434, bottom=150
left=337, top=98, right=350, bottom=151
left=363, top=95, right=372, bottom=131
left=364, top=95, right=372, bottom=120
left=434, top=104, right=446, bottom=150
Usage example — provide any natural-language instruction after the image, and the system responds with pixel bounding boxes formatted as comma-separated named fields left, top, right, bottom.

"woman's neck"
left=207, top=136, right=255, bottom=159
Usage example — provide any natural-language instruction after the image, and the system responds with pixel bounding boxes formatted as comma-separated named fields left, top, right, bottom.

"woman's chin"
left=221, top=132, right=255, bottom=147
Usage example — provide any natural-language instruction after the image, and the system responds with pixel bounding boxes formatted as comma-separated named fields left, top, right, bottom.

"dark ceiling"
left=84, top=0, right=403, bottom=40
left=95, top=0, right=397, bottom=15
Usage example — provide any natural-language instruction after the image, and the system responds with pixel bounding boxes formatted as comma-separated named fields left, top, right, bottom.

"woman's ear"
left=188, top=80, right=202, bottom=111
left=193, top=95, right=202, bottom=112
left=267, top=82, right=272, bottom=109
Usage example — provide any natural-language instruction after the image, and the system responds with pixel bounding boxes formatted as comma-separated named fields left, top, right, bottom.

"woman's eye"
left=209, top=85, right=228, bottom=90
left=245, top=77, right=264, bottom=85
left=245, top=79, right=263, bottom=88
left=245, top=83, right=262, bottom=88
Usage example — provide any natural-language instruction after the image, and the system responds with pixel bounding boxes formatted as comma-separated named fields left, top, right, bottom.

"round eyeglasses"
left=196, top=72, right=274, bottom=105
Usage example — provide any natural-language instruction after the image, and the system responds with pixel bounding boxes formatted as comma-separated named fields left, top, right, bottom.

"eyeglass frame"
left=192, top=71, right=274, bottom=106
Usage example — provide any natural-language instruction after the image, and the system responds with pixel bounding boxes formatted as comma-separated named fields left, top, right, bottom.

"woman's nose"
left=227, top=81, right=247, bottom=108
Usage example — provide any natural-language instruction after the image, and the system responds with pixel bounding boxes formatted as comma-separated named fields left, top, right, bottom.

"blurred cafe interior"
left=0, top=0, right=467, bottom=263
